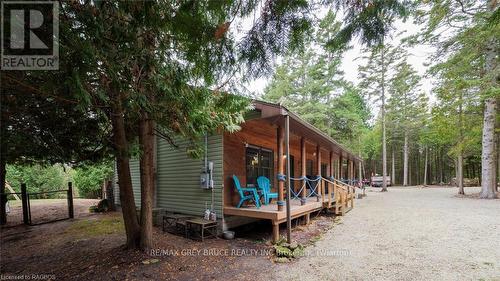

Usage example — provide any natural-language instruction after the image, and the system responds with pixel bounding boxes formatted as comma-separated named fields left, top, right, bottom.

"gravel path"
left=278, top=187, right=500, bottom=281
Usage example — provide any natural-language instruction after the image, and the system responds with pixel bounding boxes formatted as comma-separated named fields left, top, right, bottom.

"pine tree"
left=387, top=60, right=428, bottom=187
left=418, top=0, right=499, bottom=197
left=358, top=44, right=403, bottom=191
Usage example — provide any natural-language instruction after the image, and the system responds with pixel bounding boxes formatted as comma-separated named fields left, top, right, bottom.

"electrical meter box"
left=200, top=161, right=214, bottom=189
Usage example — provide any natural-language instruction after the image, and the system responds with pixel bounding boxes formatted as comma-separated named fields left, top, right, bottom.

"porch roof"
left=251, top=100, right=362, bottom=163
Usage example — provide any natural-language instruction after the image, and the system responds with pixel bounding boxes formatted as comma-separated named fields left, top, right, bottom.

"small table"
left=162, top=213, right=193, bottom=233
left=185, top=218, right=218, bottom=242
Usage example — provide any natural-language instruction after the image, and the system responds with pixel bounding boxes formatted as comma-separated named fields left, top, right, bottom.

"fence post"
left=21, top=183, right=29, bottom=224
left=67, top=182, right=74, bottom=219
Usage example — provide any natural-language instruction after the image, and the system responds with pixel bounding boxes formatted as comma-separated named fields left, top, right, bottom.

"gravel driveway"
left=278, top=186, right=500, bottom=281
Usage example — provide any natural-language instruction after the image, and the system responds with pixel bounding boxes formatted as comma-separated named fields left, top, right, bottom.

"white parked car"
left=371, top=175, right=391, bottom=187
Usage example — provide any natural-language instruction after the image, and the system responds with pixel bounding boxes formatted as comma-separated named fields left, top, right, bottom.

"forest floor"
left=1, top=187, right=499, bottom=281
left=4, top=199, right=100, bottom=226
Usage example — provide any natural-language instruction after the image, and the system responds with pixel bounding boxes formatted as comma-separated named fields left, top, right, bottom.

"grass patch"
left=65, top=216, right=124, bottom=238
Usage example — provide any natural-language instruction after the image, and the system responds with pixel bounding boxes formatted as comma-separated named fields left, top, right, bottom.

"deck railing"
left=289, top=176, right=321, bottom=200
left=288, top=176, right=356, bottom=215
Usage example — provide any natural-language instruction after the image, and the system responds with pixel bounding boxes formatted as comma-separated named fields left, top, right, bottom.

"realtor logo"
left=1, top=1, right=59, bottom=70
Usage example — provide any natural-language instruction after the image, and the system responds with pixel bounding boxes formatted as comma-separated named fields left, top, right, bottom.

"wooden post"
left=352, top=162, right=356, bottom=183
left=300, top=137, right=306, bottom=205
left=339, top=155, right=343, bottom=180
left=342, top=192, right=347, bottom=215
left=328, top=151, right=333, bottom=203
left=352, top=160, right=355, bottom=183
left=347, top=159, right=351, bottom=182
left=284, top=115, right=292, bottom=243
left=305, top=213, right=310, bottom=225
left=272, top=221, right=280, bottom=243
left=277, top=126, right=284, bottom=211
left=67, top=182, right=74, bottom=219
left=21, top=183, right=29, bottom=225
left=316, top=145, right=321, bottom=201
left=321, top=179, right=325, bottom=204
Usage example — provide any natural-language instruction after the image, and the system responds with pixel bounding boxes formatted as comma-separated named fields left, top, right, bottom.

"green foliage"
left=327, top=0, right=411, bottom=50
left=386, top=59, right=429, bottom=145
left=73, top=162, right=114, bottom=199
left=362, top=124, right=382, bottom=162
left=421, top=1, right=494, bottom=161
left=274, top=245, right=293, bottom=258
left=5, top=164, right=68, bottom=198
left=263, top=12, right=370, bottom=150
left=273, top=239, right=305, bottom=261
left=358, top=44, right=403, bottom=102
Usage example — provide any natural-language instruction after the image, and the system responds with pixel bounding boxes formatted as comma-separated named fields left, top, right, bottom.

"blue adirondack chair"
left=257, top=176, right=278, bottom=205
left=232, top=175, right=261, bottom=208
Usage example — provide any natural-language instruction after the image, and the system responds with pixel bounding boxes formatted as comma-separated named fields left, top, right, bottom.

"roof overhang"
left=252, top=100, right=362, bottom=163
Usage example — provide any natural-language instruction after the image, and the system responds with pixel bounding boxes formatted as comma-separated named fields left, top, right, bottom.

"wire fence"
left=1, top=183, right=74, bottom=226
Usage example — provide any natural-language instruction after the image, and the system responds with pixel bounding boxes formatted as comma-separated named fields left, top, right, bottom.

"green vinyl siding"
left=113, top=158, right=141, bottom=207
left=130, top=158, right=141, bottom=207
left=113, top=163, right=119, bottom=205
left=156, top=134, right=224, bottom=216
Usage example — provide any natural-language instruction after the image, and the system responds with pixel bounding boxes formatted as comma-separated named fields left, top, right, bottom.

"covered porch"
left=223, top=100, right=360, bottom=242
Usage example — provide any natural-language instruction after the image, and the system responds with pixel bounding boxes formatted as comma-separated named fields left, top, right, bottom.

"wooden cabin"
left=114, top=100, right=360, bottom=242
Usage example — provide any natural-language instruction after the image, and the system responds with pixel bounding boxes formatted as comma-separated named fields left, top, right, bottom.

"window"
left=246, top=146, right=274, bottom=185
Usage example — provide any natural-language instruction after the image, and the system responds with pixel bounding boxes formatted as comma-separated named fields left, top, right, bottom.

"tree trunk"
left=480, top=9, right=498, bottom=198
left=480, top=97, right=497, bottom=198
left=457, top=154, right=464, bottom=195
left=358, top=136, right=363, bottom=183
left=433, top=149, right=438, bottom=184
left=111, top=90, right=141, bottom=248
left=458, top=96, right=465, bottom=194
left=428, top=148, right=432, bottom=185
left=139, top=114, right=155, bottom=250
left=381, top=44, right=388, bottom=192
left=408, top=155, right=412, bottom=186
left=0, top=158, right=6, bottom=225
left=0, top=97, right=6, bottom=225
left=495, top=132, right=500, bottom=192
left=416, top=149, right=420, bottom=185
left=403, top=132, right=408, bottom=186
left=439, top=149, right=444, bottom=185
left=391, top=149, right=395, bottom=186
left=423, top=147, right=428, bottom=186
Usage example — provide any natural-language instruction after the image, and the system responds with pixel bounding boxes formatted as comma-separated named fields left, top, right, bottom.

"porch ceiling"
left=252, top=100, right=362, bottom=162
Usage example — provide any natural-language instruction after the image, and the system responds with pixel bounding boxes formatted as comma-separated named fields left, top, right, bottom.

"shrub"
left=6, top=164, right=68, bottom=199
left=73, top=162, right=113, bottom=199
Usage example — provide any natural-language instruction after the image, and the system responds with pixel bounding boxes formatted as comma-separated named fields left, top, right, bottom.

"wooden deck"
left=223, top=179, right=356, bottom=242
left=224, top=197, right=323, bottom=223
